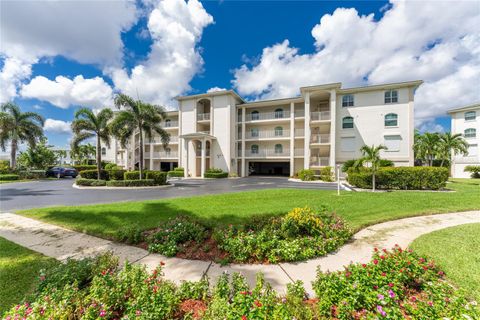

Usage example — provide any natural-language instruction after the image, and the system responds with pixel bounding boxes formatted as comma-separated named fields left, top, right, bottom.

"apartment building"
left=112, top=80, right=421, bottom=178
left=448, top=103, right=480, bottom=178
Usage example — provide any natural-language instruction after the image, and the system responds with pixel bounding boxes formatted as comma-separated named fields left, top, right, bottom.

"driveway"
left=0, top=177, right=340, bottom=211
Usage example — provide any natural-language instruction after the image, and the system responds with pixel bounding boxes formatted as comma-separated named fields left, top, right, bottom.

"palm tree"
left=413, top=132, right=440, bottom=166
left=71, top=108, right=113, bottom=179
left=438, top=132, right=468, bottom=170
left=111, top=94, right=169, bottom=179
left=355, top=144, right=388, bottom=192
left=0, top=102, right=45, bottom=168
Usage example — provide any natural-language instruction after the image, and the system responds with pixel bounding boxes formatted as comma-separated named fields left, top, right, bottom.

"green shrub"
left=168, top=169, right=184, bottom=177
left=106, top=180, right=125, bottom=187
left=18, top=170, right=46, bottom=180
left=379, top=159, right=394, bottom=167
left=79, top=169, right=108, bottom=180
left=204, top=169, right=228, bottom=179
left=123, top=179, right=155, bottom=187
left=123, top=170, right=150, bottom=180
left=115, top=224, right=143, bottom=244
left=0, top=160, right=11, bottom=174
left=107, top=169, right=125, bottom=180
left=297, top=169, right=315, bottom=181
left=72, top=165, right=97, bottom=172
left=342, top=159, right=394, bottom=172
left=319, top=166, right=334, bottom=182
left=146, top=171, right=168, bottom=185
left=347, top=167, right=449, bottom=190
left=174, top=167, right=184, bottom=171
left=104, top=163, right=121, bottom=170
left=75, top=178, right=106, bottom=186
left=465, top=165, right=480, bottom=178
left=0, top=174, right=19, bottom=181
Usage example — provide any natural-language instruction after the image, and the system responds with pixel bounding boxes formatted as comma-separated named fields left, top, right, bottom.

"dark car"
left=46, top=167, right=78, bottom=178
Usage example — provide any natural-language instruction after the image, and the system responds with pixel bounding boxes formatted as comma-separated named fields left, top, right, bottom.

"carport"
left=248, top=161, right=290, bottom=176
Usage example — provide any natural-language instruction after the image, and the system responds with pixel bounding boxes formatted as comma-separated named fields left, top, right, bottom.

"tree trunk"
left=10, top=139, right=17, bottom=169
left=139, top=129, right=144, bottom=180
left=372, top=171, right=376, bottom=192
left=96, top=136, right=102, bottom=180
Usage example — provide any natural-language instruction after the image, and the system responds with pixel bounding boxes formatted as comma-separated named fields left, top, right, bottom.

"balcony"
left=148, top=136, right=178, bottom=144
left=310, top=111, right=331, bottom=121
left=144, top=151, right=178, bottom=159
left=295, top=110, right=305, bottom=118
left=244, top=149, right=290, bottom=158
left=310, top=134, right=330, bottom=144
left=244, top=112, right=290, bottom=122
left=197, top=113, right=211, bottom=121
left=310, top=156, right=330, bottom=167
left=163, top=120, right=178, bottom=128
left=245, top=130, right=290, bottom=140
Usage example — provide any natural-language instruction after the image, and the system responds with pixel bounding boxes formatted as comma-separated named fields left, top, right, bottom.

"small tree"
left=355, top=144, right=388, bottom=192
left=437, top=132, right=468, bottom=173
left=17, top=138, right=57, bottom=169
left=413, top=131, right=441, bottom=166
left=71, top=108, right=113, bottom=180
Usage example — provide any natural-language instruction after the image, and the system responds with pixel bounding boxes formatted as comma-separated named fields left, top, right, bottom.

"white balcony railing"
left=295, top=110, right=305, bottom=118
left=310, top=156, right=330, bottom=167
left=310, top=134, right=330, bottom=144
left=195, top=150, right=211, bottom=157
left=295, top=128, right=304, bottom=137
left=310, top=111, right=331, bottom=121
left=245, top=149, right=290, bottom=157
left=163, top=120, right=178, bottom=128
left=245, top=130, right=290, bottom=139
left=197, top=113, right=211, bottom=121
left=294, top=149, right=305, bottom=156
left=148, top=136, right=178, bottom=144
left=245, top=111, right=290, bottom=122
left=144, top=151, right=178, bottom=159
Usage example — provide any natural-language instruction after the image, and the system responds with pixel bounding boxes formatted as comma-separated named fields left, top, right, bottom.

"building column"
left=184, top=139, right=189, bottom=178
left=201, top=138, right=206, bottom=178
left=150, top=144, right=154, bottom=170
left=329, top=89, right=336, bottom=168
left=241, top=107, right=246, bottom=177
left=304, top=92, right=311, bottom=169
left=290, top=102, right=295, bottom=176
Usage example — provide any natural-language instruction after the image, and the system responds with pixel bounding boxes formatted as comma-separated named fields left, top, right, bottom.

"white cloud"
left=207, top=86, right=227, bottom=93
left=21, top=75, right=114, bottom=109
left=0, top=56, right=36, bottom=102
left=44, top=119, right=72, bottom=134
left=232, top=1, right=480, bottom=125
left=109, top=0, right=214, bottom=107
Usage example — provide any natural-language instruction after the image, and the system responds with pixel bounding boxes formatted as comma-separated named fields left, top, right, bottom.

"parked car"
left=46, top=167, right=78, bottom=178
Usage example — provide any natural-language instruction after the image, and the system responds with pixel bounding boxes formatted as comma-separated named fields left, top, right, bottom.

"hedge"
left=319, top=166, right=334, bottom=182
left=342, top=159, right=394, bottom=172
left=204, top=171, right=228, bottom=178
left=0, top=174, right=19, bottom=181
left=75, top=178, right=106, bottom=186
left=124, top=179, right=155, bottom=187
left=168, top=169, right=184, bottom=177
left=18, top=170, right=46, bottom=179
left=298, top=169, right=315, bottom=181
left=79, top=169, right=108, bottom=180
left=465, top=165, right=480, bottom=178
left=107, top=169, right=125, bottom=181
left=347, top=166, right=449, bottom=190
left=72, top=165, right=97, bottom=172
left=123, top=170, right=151, bottom=180
left=146, top=171, right=168, bottom=185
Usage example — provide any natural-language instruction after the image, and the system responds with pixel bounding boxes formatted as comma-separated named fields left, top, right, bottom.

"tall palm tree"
left=413, top=132, right=440, bottom=166
left=0, top=102, right=45, bottom=168
left=111, top=94, right=169, bottom=179
left=71, top=108, right=113, bottom=179
left=438, top=132, right=468, bottom=170
left=355, top=144, right=388, bottom=192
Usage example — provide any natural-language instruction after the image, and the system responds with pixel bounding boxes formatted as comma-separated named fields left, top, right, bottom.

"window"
left=340, top=137, right=355, bottom=152
left=465, top=111, right=476, bottom=121
left=274, top=108, right=284, bottom=119
left=384, top=135, right=401, bottom=152
left=101, top=147, right=106, bottom=156
left=385, top=113, right=398, bottom=127
left=251, top=144, right=259, bottom=154
left=274, top=126, right=283, bottom=136
left=342, top=116, right=354, bottom=129
left=165, top=147, right=171, bottom=156
left=464, top=128, right=476, bottom=138
left=251, top=128, right=259, bottom=137
left=274, top=144, right=283, bottom=154
left=251, top=110, right=259, bottom=120
left=385, top=90, right=398, bottom=103
left=468, top=144, right=478, bottom=156
left=342, top=94, right=354, bottom=107
left=165, top=119, right=171, bottom=127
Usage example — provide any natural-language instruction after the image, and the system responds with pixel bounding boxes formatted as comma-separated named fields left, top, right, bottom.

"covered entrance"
left=181, top=132, right=216, bottom=178
left=248, top=161, right=289, bottom=176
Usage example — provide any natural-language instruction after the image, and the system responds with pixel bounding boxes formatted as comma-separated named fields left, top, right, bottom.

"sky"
left=0, top=0, right=479, bottom=150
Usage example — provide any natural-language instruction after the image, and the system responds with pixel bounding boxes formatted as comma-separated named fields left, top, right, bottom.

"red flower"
left=380, top=255, right=385, bottom=260
left=382, top=249, right=388, bottom=253
left=254, top=300, right=262, bottom=308
left=374, top=248, right=378, bottom=252
left=373, top=285, right=378, bottom=290
left=373, top=259, right=379, bottom=265
left=438, top=271, right=444, bottom=276
left=410, top=296, right=417, bottom=302
left=381, top=272, right=386, bottom=277
left=388, top=283, right=394, bottom=287
left=242, top=316, right=247, bottom=320
left=362, top=264, right=367, bottom=268
left=160, top=261, right=165, bottom=266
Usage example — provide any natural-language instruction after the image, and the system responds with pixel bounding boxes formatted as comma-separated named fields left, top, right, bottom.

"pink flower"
left=99, top=310, right=107, bottom=317
left=136, top=310, right=142, bottom=316
left=411, top=296, right=417, bottom=302
left=388, top=290, right=395, bottom=298
left=377, top=294, right=384, bottom=300
left=376, top=305, right=387, bottom=317
left=388, top=283, right=394, bottom=287
left=373, top=259, right=379, bottom=265
left=428, top=301, right=433, bottom=307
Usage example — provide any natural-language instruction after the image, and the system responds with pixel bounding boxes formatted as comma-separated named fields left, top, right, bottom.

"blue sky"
left=1, top=0, right=478, bottom=149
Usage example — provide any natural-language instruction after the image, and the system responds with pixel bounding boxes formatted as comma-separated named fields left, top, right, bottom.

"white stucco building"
left=112, top=80, right=422, bottom=178
left=448, top=103, right=480, bottom=178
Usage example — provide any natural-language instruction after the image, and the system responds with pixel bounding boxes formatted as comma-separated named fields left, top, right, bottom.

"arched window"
left=465, top=128, right=477, bottom=138
left=274, top=144, right=283, bottom=154
left=274, top=108, right=284, bottom=119
left=465, top=111, right=476, bottom=121
left=101, top=147, right=106, bottom=156
left=251, top=110, right=259, bottom=120
left=274, top=126, right=283, bottom=136
left=165, top=119, right=171, bottom=127
left=385, top=113, right=398, bottom=127
left=250, top=128, right=259, bottom=137
left=342, top=116, right=354, bottom=129
left=251, top=144, right=259, bottom=154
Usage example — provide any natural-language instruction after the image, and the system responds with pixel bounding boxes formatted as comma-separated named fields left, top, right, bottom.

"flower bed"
left=4, top=249, right=478, bottom=319
left=145, top=207, right=352, bottom=263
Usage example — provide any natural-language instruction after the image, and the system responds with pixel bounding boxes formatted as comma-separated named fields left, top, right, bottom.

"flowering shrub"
left=217, top=207, right=352, bottom=263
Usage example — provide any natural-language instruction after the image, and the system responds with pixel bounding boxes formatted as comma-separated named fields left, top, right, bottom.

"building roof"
left=447, top=102, right=480, bottom=114
left=175, top=90, right=245, bottom=103
left=338, top=80, right=423, bottom=94
left=239, top=96, right=304, bottom=108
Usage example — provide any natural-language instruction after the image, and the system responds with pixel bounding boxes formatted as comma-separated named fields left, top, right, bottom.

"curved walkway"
left=1, top=211, right=479, bottom=295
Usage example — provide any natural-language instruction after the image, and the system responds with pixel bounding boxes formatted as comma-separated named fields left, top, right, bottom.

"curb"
left=72, top=183, right=174, bottom=190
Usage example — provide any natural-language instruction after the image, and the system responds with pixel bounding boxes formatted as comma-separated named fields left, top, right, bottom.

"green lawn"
left=18, top=179, right=480, bottom=240
left=0, top=237, right=58, bottom=315
left=410, top=223, right=480, bottom=301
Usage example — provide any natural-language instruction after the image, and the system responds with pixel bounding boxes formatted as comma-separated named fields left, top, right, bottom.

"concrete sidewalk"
left=1, top=211, right=479, bottom=295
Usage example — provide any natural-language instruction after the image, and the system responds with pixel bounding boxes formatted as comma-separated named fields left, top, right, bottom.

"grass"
left=410, top=223, right=480, bottom=301
left=0, top=179, right=30, bottom=184
left=0, top=237, right=58, bottom=315
left=18, top=178, right=480, bottom=240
